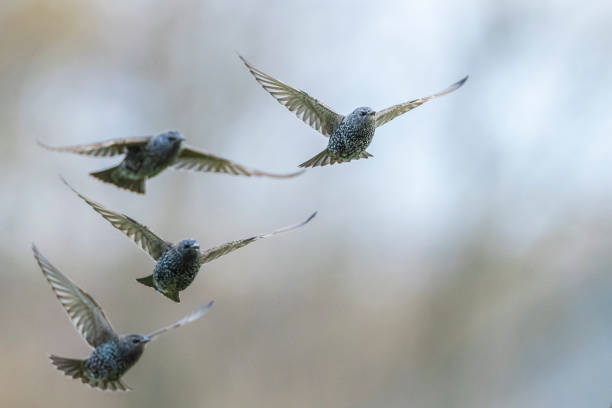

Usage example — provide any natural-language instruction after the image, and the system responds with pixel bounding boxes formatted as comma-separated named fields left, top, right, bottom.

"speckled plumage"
left=240, top=55, right=468, bottom=168
left=82, top=336, right=146, bottom=385
left=62, top=179, right=316, bottom=302
left=32, top=245, right=213, bottom=391
left=327, top=107, right=376, bottom=160
left=115, top=131, right=184, bottom=179
left=39, top=130, right=303, bottom=194
left=149, top=240, right=203, bottom=302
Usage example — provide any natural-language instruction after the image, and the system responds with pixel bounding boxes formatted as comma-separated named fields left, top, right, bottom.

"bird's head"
left=349, top=107, right=376, bottom=124
left=150, top=131, right=185, bottom=151
left=117, top=334, right=149, bottom=364
left=177, top=239, right=201, bottom=256
left=125, top=334, right=150, bottom=345
left=122, top=334, right=150, bottom=354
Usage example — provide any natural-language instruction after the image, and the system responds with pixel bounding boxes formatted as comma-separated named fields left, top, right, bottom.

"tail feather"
left=136, top=275, right=155, bottom=288
left=90, top=166, right=146, bottom=194
left=164, top=290, right=180, bottom=303
left=299, top=149, right=373, bottom=168
left=136, top=275, right=180, bottom=302
left=49, top=355, right=131, bottom=391
left=49, top=355, right=83, bottom=379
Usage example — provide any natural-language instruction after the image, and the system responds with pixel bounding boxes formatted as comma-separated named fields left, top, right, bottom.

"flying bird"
left=63, top=179, right=316, bottom=302
left=240, top=55, right=468, bottom=168
left=39, top=130, right=303, bottom=194
left=32, top=244, right=213, bottom=391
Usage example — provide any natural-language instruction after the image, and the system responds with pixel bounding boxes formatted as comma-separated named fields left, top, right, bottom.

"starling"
left=39, top=130, right=303, bottom=194
left=62, top=179, right=316, bottom=302
left=240, top=56, right=468, bottom=167
left=32, top=244, right=213, bottom=391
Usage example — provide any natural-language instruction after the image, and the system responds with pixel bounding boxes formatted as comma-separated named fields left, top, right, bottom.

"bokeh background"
left=2, top=0, right=612, bottom=407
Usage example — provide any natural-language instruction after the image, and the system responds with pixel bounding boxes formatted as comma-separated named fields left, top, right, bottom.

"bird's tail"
left=90, top=166, right=145, bottom=194
left=136, top=275, right=155, bottom=287
left=50, top=355, right=84, bottom=379
left=49, top=355, right=131, bottom=391
left=136, top=275, right=180, bottom=302
left=298, top=149, right=373, bottom=168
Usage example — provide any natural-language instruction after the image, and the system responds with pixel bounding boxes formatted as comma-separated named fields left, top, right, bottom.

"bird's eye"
left=360, top=111, right=366, bottom=116
left=132, top=339, right=140, bottom=344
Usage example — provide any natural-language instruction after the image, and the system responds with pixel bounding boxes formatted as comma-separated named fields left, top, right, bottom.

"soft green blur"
left=2, top=1, right=612, bottom=407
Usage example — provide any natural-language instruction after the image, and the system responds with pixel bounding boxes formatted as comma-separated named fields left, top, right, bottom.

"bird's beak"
left=192, top=243, right=200, bottom=250
left=142, top=336, right=151, bottom=344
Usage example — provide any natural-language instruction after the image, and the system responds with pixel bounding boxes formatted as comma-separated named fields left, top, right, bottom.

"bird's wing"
left=200, top=212, right=316, bottom=264
left=38, top=137, right=150, bottom=157
left=240, top=55, right=343, bottom=137
left=146, top=301, right=214, bottom=341
left=375, top=76, right=468, bottom=128
left=32, top=245, right=117, bottom=348
left=174, top=146, right=304, bottom=178
left=62, top=178, right=172, bottom=260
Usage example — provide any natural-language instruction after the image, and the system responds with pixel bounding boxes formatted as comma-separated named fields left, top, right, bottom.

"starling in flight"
left=240, top=56, right=468, bottom=168
left=63, top=179, right=316, bottom=302
left=32, top=244, right=213, bottom=391
left=39, top=130, right=303, bottom=194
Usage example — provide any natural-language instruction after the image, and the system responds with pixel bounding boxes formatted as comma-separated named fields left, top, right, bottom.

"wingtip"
left=456, top=75, right=469, bottom=87
left=305, top=211, right=317, bottom=224
left=31, top=244, right=46, bottom=271
left=237, top=53, right=249, bottom=66
left=31, top=243, right=48, bottom=263
left=59, top=175, right=78, bottom=195
left=437, top=75, right=469, bottom=96
left=277, top=169, right=306, bottom=178
left=289, top=169, right=306, bottom=177
left=36, top=139, right=49, bottom=149
left=194, top=300, right=214, bottom=318
left=192, top=300, right=215, bottom=319
left=238, top=54, right=260, bottom=75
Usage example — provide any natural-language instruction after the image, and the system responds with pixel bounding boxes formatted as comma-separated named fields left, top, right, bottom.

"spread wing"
left=174, top=146, right=304, bottom=178
left=146, top=301, right=214, bottom=341
left=200, top=212, right=316, bottom=264
left=32, top=245, right=117, bottom=348
left=240, top=55, right=343, bottom=137
left=38, top=137, right=150, bottom=157
left=375, top=76, right=468, bottom=128
left=62, top=178, right=172, bottom=260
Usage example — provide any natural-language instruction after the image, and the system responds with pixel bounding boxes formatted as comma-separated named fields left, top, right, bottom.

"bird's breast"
left=154, top=251, right=202, bottom=291
left=328, top=121, right=375, bottom=158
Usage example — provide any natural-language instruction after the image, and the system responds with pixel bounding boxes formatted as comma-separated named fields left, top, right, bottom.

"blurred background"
left=1, top=0, right=612, bottom=406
